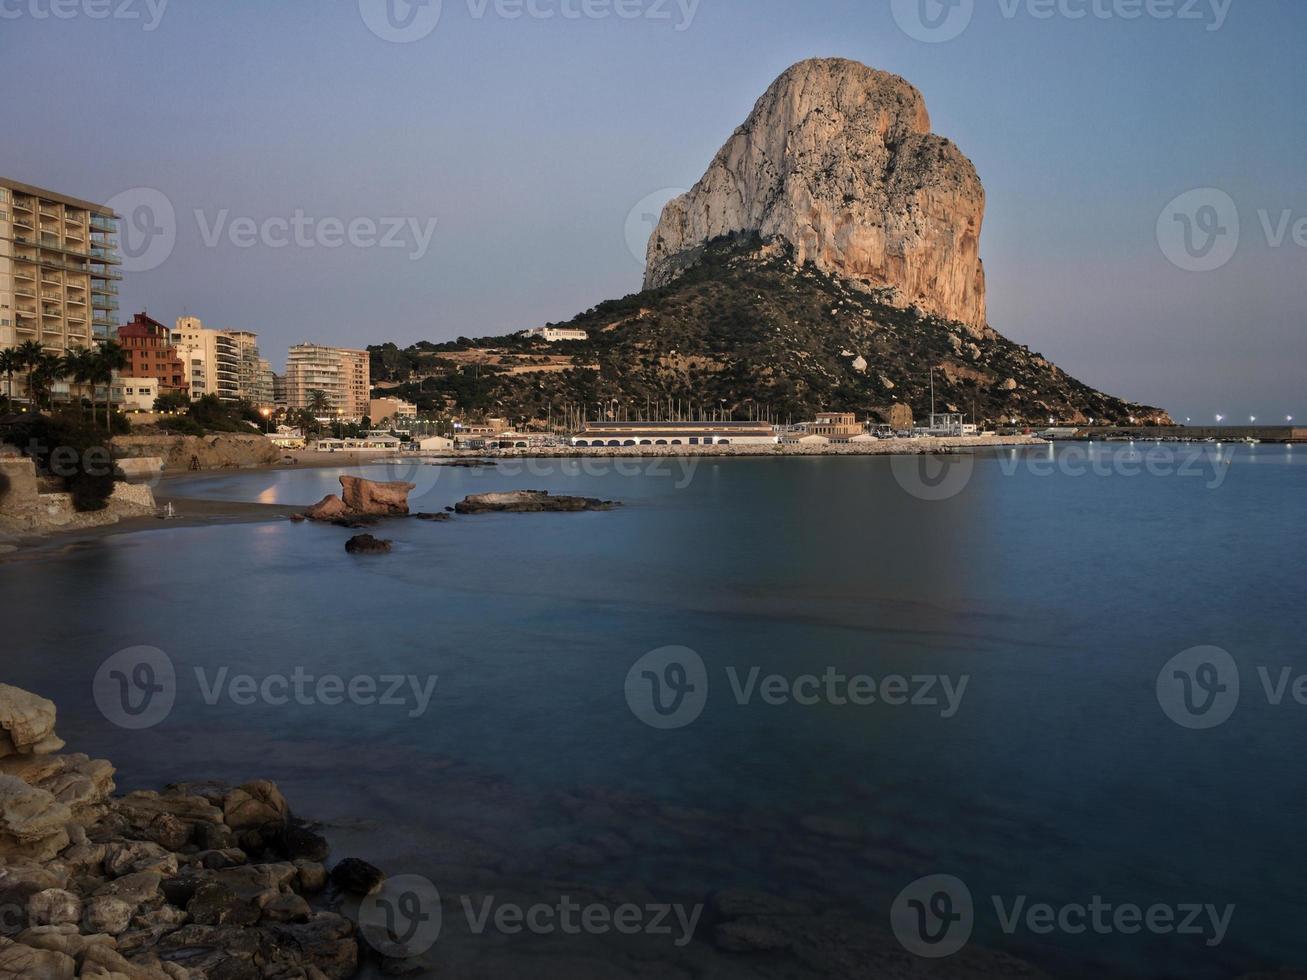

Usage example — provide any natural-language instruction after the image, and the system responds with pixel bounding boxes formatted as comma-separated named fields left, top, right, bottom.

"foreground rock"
left=646, top=57, right=988, bottom=334
left=454, top=491, right=619, bottom=514
left=304, top=476, right=416, bottom=522
left=0, top=686, right=394, bottom=979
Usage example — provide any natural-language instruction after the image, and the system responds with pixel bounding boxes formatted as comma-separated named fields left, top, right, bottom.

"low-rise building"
left=809, top=412, right=864, bottom=441
left=369, top=397, right=417, bottom=423
left=110, top=376, right=159, bottom=413
left=571, top=420, right=778, bottom=447
left=312, top=431, right=402, bottom=453
left=520, top=327, right=589, bottom=342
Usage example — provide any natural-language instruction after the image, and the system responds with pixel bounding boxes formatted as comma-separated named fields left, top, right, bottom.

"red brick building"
left=117, top=312, right=186, bottom=397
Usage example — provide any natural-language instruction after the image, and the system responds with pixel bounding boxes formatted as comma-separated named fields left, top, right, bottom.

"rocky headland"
left=646, top=58, right=988, bottom=334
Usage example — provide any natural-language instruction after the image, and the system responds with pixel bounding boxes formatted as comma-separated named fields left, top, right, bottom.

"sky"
left=3, top=0, right=1303, bottom=420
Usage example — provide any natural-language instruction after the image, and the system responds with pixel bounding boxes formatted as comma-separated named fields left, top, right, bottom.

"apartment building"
left=285, top=344, right=371, bottom=419
left=117, top=312, right=186, bottom=396
left=170, top=316, right=245, bottom=402
left=0, top=178, right=121, bottom=398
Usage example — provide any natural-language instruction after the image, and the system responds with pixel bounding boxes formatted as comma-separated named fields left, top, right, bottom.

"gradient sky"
left=3, top=0, right=1303, bottom=420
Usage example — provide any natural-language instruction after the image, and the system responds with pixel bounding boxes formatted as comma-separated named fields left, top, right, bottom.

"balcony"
left=90, top=215, right=116, bottom=232
left=13, top=197, right=33, bottom=213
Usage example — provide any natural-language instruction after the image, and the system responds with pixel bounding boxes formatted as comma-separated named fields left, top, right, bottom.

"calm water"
left=4, top=445, right=1305, bottom=978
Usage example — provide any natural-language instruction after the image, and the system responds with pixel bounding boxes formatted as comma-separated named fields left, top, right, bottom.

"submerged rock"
left=345, top=534, right=393, bottom=555
left=454, top=490, right=619, bottom=514
left=329, top=857, right=385, bottom=896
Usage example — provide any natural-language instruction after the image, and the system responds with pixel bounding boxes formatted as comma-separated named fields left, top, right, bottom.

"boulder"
left=0, top=776, right=71, bottom=863
left=0, top=686, right=57, bottom=755
left=26, top=890, right=81, bottom=928
left=344, top=534, right=392, bottom=555
left=304, top=494, right=348, bottom=521
left=328, top=858, right=384, bottom=896
left=339, top=476, right=415, bottom=517
left=0, top=940, right=76, bottom=980
left=222, top=781, right=289, bottom=833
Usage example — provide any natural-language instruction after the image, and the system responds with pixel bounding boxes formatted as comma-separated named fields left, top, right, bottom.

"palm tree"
left=0, top=348, right=19, bottom=405
left=27, top=352, right=64, bottom=410
left=61, top=347, right=96, bottom=417
left=91, top=341, right=128, bottom=431
left=15, top=340, right=45, bottom=406
left=307, top=389, right=331, bottom=416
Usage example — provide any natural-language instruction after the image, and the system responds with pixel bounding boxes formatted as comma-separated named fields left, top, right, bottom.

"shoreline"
left=1, top=437, right=1046, bottom=561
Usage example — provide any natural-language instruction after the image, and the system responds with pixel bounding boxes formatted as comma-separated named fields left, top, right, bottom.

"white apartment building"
left=285, top=344, right=371, bottom=419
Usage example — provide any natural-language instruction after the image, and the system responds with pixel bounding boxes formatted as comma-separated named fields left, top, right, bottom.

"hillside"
left=370, top=235, right=1170, bottom=427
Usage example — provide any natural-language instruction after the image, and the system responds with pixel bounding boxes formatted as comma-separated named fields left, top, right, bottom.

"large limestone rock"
left=645, top=57, right=989, bottom=335
left=339, top=475, right=415, bottom=517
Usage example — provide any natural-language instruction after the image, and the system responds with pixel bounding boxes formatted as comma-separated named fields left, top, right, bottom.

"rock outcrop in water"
left=0, top=685, right=391, bottom=978
left=454, top=491, right=619, bottom=514
left=645, top=58, right=989, bottom=335
left=304, top=476, right=416, bottom=522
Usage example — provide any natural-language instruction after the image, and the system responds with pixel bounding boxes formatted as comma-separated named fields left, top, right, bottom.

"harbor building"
left=571, top=420, right=778, bottom=447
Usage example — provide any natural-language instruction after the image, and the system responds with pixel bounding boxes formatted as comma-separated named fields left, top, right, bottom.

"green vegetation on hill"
left=371, top=235, right=1170, bottom=426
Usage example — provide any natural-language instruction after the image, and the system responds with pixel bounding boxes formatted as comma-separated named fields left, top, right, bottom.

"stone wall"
left=0, top=457, right=157, bottom=535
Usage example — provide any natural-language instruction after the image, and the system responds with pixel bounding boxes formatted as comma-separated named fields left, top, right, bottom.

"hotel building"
left=285, top=344, right=371, bottom=419
left=0, top=178, right=121, bottom=398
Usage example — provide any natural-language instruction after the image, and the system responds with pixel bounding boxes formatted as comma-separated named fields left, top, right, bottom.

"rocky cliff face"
left=645, top=58, right=989, bottom=335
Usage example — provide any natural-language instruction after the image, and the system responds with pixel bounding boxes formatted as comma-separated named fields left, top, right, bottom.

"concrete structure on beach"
left=571, top=420, right=778, bottom=447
